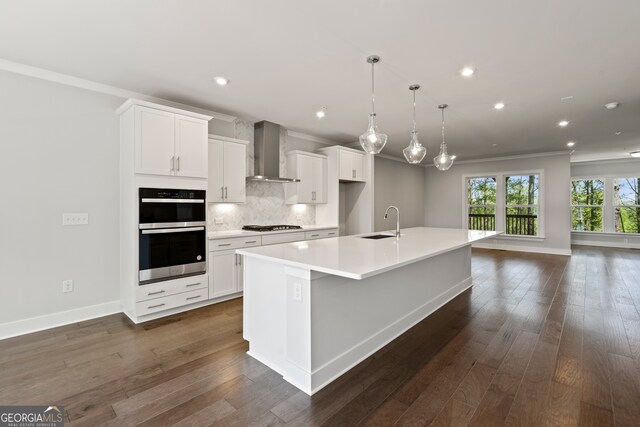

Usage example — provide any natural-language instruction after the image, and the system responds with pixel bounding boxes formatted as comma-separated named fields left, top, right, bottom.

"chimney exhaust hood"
left=246, top=121, right=300, bottom=183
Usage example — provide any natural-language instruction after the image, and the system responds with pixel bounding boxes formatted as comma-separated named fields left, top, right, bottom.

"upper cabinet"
left=338, top=149, right=366, bottom=182
left=285, top=151, right=327, bottom=204
left=208, top=136, right=248, bottom=203
left=117, top=99, right=212, bottom=179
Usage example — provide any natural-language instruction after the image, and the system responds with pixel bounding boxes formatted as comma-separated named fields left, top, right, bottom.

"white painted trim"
left=571, top=239, right=640, bottom=249
left=0, top=58, right=236, bottom=122
left=472, top=242, right=572, bottom=256
left=571, top=157, right=640, bottom=165
left=286, top=150, right=328, bottom=159
left=208, top=134, right=250, bottom=145
left=116, top=99, right=212, bottom=120
left=0, top=301, right=121, bottom=340
left=426, top=150, right=569, bottom=167
left=286, top=130, right=337, bottom=146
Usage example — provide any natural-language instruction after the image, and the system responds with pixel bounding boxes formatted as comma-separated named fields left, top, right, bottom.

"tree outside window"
left=505, top=175, right=539, bottom=236
left=614, top=178, right=640, bottom=233
left=571, top=179, right=604, bottom=232
left=467, top=177, right=496, bottom=231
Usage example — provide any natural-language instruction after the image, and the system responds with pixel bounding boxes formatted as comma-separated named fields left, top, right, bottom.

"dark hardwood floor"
left=2, top=246, right=640, bottom=426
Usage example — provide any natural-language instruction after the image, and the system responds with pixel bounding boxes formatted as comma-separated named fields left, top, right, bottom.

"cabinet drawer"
left=305, top=229, right=339, bottom=240
left=136, top=274, right=208, bottom=302
left=210, top=236, right=262, bottom=251
left=261, top=232, right=306, bottom=245
left=136, top=288, right=209, bottom=316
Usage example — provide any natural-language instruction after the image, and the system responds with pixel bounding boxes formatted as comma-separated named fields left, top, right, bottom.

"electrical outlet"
left=63, top=213, right=89, bottom=226
left=215, top=217, right=223, bottom=225
left=62, top=280, right=74, bottom=293
left=293, top=282, right=302, bottom=302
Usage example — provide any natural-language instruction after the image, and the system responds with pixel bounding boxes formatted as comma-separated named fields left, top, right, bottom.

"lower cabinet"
left=209, top=250, right=242, bottom=298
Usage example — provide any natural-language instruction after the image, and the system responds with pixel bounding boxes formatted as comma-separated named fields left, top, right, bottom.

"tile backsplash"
left=207, top=181, right=316, bottom=230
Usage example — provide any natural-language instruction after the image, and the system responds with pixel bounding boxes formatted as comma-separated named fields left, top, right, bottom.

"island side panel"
left=308, top=245, right=472, bottom=392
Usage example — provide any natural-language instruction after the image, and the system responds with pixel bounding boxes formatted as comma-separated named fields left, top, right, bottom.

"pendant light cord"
left=412, top=90, right=417, bottom=132
left=371, top=62, right=376, bottom=114
left=441, top=107, right=446, bottom=146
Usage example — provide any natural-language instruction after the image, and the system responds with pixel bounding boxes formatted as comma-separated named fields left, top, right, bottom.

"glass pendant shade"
left=433, top=104, right=455, bottom=171
left=403, top=131, right=426, bottom=164
left=403, top=84, right=426, bottom=164
left=360, top=113, right=387, bottom=154
left=360, top=55, right=387, bottom=154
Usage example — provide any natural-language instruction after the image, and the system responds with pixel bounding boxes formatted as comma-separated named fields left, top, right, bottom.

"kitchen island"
left=237, top=227, right=500, bottom=395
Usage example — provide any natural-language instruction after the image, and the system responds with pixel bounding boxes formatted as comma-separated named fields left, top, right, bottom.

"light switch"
left=63, top=213, right=89, bottom=226
left=293, top=282, right=302, bottom=302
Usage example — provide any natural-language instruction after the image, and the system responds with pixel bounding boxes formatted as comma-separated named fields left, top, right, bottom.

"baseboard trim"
left=571, top=240, right=640, bottom=249
left=0, top=301, right=122, bottom=340
left=472, top=242, right=572, bottom=256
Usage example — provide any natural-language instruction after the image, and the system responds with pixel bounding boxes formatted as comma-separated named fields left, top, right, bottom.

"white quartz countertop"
left=237, top=227, right=501, bottom=280
left=208, top=225, right=338, bottom=240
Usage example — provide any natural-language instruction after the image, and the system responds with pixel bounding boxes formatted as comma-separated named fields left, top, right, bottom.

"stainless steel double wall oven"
left=138, top=188, right=206, bottom=284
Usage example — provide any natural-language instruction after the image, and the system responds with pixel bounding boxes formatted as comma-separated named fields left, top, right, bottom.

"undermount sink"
left=361, top=234, right=395, bottom=240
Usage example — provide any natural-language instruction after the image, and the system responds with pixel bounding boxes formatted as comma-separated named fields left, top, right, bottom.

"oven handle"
left=140, top=198, right=205, bottom=204
left=141, top=227, right=205, bottom=234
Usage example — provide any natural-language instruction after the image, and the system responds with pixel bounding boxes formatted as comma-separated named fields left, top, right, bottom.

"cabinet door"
left=135, top=106, right=175, bottom=176
left=210, top=250, right=238, bottom=298
left=175, top=114, right=208, bottom=178
left=236, top=255, right=244, bottom=292
left=296, top=155, right=315, bottom=203
left=338, top=150, right=353, bottom=181
left=312, top=156, right=327, bottom=203
left=208, top=139, right=224, bottom=203
left=223, top=142, right=246, bottom=203
left=352, top=152, right=365, bottom=181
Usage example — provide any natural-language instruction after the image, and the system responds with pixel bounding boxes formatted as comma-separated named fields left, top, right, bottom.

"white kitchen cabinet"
left=285, top=151, right=327, bottom=204
left=208, top=136, right=248, bottom=203
left=118, top=100, right=211, bottom=178
left=209, top=250, right=240, bottom=298
left=338, top=149, right=366, bottom=182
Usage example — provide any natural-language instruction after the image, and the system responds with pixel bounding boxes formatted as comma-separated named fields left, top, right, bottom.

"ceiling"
left=1, top=0, right=639, bottom=162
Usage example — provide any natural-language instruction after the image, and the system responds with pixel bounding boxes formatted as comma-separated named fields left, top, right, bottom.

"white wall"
left=570, top=159, right=640, bottom=248
left=424, top=153, right=572, bottom=255
left=374, top=157, right=426, bottom=232
left=0, top=70, right=122, bottom=325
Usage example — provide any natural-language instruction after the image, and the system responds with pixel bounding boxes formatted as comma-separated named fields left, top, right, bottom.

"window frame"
left=462, top=169, right=545, bottom=239
left=466, top=176, right=497, bottom=232
left=570, top=178, right=605, bottom=232
left=504, top=174, right=541, bottom=237
left=612, top=177, right=640, bottom=234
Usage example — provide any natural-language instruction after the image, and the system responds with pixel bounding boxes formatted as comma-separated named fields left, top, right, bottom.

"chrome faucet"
left=384, top=206, right=401, bottom=238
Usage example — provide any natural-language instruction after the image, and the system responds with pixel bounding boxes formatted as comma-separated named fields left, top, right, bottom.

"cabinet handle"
left=148, top=303, right=166, bottom=309
left=217, top=243, right=231, bottom=247
left=225, top=186, right=228, bottom=199
left=245, top=240, right=257, bottom=244
left=170, top=156, right=175, bottom=172
left=234, top=254, right=238, bottom=266
left=176, top=156, right=180, bottom=172
left=352, top=169, right=356, bottom=179
left=186, top=295, right=202, bottom=301
left=147, top=290, right=166, bottom=296
left=221, top=186, right=224, bottom=199
left=310, top=234, right=320, bottom=237
left=328, top=232, right=336, bottom=235
left=239, top=256, right=242, bottom=265
left=185, top=283, right=200, bottom=288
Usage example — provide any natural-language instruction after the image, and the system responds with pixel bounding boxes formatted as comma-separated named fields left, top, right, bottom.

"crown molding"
left=570, top=156, right=639, bottom=165
left=286, top=130, right=337, bottom=146
left=0, top=58, right=237, bottom=122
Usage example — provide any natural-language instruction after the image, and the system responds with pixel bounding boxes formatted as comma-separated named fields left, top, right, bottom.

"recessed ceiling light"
left=493, top=102, right=505, bottom=110
left=604, top=102, right=620, bottom=109
left=460, top=67, right=475, bottom=77
left=492, top=143, right=498, bottom=147
left=316, top=109, right=326, bottom=119
left=214, top=76, right=229, bottom=86
left=630, top=151, right=640, bottom=158
left=615, top=131, right=622, bottom=136
left=566, top=141, right=576, bottom=147
left=558, top=120, right=569, bottom=127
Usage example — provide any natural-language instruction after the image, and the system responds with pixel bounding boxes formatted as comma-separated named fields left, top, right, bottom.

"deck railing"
left=468, top=213, right=537, bottom=235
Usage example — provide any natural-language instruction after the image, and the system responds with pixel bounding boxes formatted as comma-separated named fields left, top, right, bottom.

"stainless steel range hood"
left=246, top=121, right=300, bottom=183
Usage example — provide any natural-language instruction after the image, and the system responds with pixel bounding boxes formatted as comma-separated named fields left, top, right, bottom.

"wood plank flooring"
left=1, top=246, right=639, bottom=426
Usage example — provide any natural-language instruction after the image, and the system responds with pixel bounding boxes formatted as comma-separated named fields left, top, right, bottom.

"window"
left=467, top=177, right=496, bottom=231
left=614, top=178, right=640, bottom=233
left=571, top=179, right=604, bottom=231
left=505, top=175, right=539, bottom=236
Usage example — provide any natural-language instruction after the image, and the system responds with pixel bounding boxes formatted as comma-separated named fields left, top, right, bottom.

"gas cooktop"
left=242, top=225, right=302, bottom=232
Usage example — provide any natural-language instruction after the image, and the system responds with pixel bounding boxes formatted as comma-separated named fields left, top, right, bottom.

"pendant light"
left=403, top=84, right=427, bottom=164
left=434, top=104, right=455, bottom=170
left=359, top=55, right=387, bottom=154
